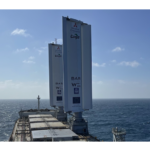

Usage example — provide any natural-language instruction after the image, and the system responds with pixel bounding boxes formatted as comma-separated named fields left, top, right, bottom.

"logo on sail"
left=74, top=23, right=77, bottom=28
left=70, top=34, right=80, bottom=39
left=71, top=22, right=80, bottom=32
left=55, top=54, right=61, bottom=57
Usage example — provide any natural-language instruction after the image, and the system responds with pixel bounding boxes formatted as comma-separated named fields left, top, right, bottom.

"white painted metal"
left=112, top=127, right=126, bottom=141
left=48, top=44, right=63, bottom=107
left=28, top=114, right=53, bottom=118
left=81, top=24, right=92, bottom=110
left=30, top=122, right=66, bottom=130
left=29, top=118, right=58, bottom=123
left=37, top=95, right=40, bottom=111
left=62, top=17, right=92, bottom=112
left=62, top=17, right=83, bottom=112
left=31, top=129, right=78, bottom=141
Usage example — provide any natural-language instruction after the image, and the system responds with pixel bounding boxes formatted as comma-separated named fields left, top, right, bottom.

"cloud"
left=57, top=39, right=63, bottom=44
left=112, top=47, right=124, bottom=52
left=118, top=61, right=140, bottom=67
left=118, top=80, right=126, bottom=84
left=34, top=46, right=47, bottom=55
left=38, top=50, right=43, bottom=55
left=0, top=80, right=49, bottom=99
left=92, top=62, right=100, bottom=67
left=92, top=79, right=150, bottom=99
left=140, top=57, right=144, bottom=60
left=23, top=60, right=35, bottom=64
left=11, top=28, right=31, bottom=37
left=92, top=62, right=106, bottom=67
left=15, top=47, right=29, bottom=53
left=99, top=63, right=106, bottom=67
left=33, top=47, right=46, bottom=55
left=0, top=80, right=22, bottom=89
left=97, top=81, right=103, bottom=84
left=111, top=60, right=116, bottom=63
left=29, top=56, right=34, bottom=60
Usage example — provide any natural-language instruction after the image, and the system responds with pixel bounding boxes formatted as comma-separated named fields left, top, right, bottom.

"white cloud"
left=0, top=80, right=22, bottom=89
left=11, top=28, right=31, bottom=37
left=118, top=80, right=126, bottom=84
left=140, top=57, right=144, bottom=60
left=38, top=50, right=43, bottom=55
left=33, top=47, right=46, bottom=55
left=23, top=60, right=35, bottom=64
left=92, top=80, right=150, bottom=99
left=92, top=62, right=100, bottom=67
left=111, top=60, right=116, bottom=63
left=34, top=46, right=48, bottom=55
left=92, top=62, right=106, bottom=67
left=15, top=47, right=29, bottom=53
left=118, top=61, right=140, bottom=67
left=0, top=80, right=49, bottom=99
left=97, top=81, right=103, bottom=84
left=112, top=47, right=124, bottom=52
left=99, top=63, right=106, bottom=67
left=29, top=56, right=34, bottom=60
left=23, top=56, right=35, bottom=64
left=57, top=39, right=63, bottom=44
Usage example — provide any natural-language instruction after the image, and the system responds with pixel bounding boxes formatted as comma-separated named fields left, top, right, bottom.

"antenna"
left=55, top=38, right=57, bottom=44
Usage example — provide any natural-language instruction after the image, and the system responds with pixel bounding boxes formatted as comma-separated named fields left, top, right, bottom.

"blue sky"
left=0, top=10, right=150, bottom=99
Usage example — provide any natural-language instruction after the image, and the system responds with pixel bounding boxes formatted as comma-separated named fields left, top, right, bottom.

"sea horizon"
left=0, top=98, right=150, bottom=101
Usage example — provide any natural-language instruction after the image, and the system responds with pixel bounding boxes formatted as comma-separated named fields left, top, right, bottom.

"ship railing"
left=112, top=127, right=126, bottom=135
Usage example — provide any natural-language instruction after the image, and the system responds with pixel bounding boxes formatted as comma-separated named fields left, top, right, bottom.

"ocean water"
left=0, top=99, right=150, bottom=141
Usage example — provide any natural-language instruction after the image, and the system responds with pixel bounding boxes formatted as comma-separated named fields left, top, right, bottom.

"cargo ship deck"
left=9, top=114, right=99, bottom=142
